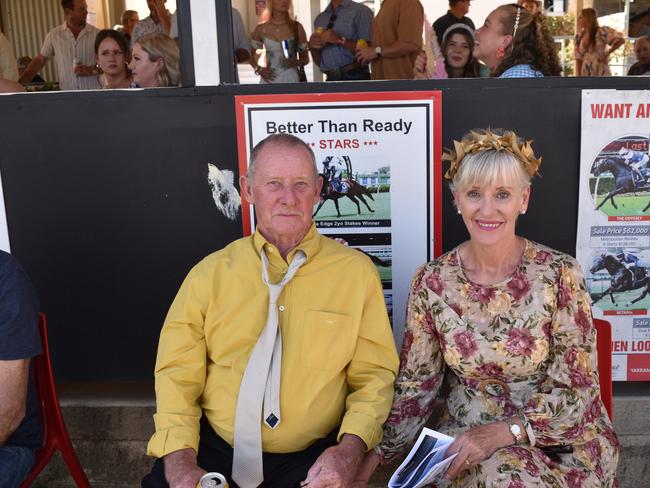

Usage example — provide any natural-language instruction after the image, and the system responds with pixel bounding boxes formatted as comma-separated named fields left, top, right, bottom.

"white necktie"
left=232, top=249, right=307, bottom=488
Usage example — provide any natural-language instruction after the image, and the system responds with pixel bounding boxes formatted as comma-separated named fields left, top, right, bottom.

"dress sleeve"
left=376, top=265, right=445, bottom=463
left=521, top=258, right=605, bottom=447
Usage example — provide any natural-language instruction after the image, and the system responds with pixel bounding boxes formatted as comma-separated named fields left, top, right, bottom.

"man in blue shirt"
left=309, top=0, right=373, bottom=81
left=0, top=251, right=42, bottom=488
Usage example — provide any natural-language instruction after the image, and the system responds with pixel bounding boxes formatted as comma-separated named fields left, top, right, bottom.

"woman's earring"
left=521, top=209, right=526, bottom=215
left=496, top=45, right=505, bottom=60
left=457, top=209, right=462, bottom=215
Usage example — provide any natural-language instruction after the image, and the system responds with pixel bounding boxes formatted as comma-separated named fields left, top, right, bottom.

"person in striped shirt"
left=19, top=0, right=101, bottom=91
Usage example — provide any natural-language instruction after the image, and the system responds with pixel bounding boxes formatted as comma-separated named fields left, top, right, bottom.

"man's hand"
left=443, top=422, right=514, bottom=481
left=72, top=64, right=97, bottom=77
left=302, top=434, right=366, bottom=488
left=355, top=46, right=376, bottom=65
left=319, top=29, right=341, bottom=45
left=309, top=32, right=325, bottom=50
left=351, top=450, right=381, bottom=487
left=164, top=448, right=206, bottom=488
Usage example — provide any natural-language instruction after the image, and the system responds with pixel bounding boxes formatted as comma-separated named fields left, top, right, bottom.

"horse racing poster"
left=235, top=91, right=442, bottom=345
left=577, top=89, right=650, bottom=381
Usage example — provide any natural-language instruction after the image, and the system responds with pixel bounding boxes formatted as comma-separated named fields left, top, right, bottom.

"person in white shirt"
left=0, top=31, right=19, bottom=82
left=19, top=0, right=100, bottom=91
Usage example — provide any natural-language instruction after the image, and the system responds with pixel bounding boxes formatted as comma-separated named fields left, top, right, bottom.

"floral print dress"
left=574, top=26, right=623, bottom=76
left=378, top=240, right=619, bottom=487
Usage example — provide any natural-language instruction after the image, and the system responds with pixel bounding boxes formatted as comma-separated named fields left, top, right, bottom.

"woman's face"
left=97, top=37, right=126, bottom=77
left=273, top=0, right=291, bottom=14
left=454, top=180, right=530, bottom=248
left=129, top=43, right=162, bottom=87
left=445, top=33, right=472, bottom=70
left=474, top=9, right=510, bottom=69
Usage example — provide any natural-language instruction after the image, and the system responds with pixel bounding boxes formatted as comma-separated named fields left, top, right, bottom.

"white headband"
left=442, top=23, right=475, bottom=44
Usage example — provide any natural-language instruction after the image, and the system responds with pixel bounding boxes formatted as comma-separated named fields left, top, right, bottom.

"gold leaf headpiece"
left=443, top=129, right=542, bottom=180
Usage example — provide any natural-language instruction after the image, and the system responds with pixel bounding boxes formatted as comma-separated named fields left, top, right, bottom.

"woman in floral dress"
left=574, top=8, right=624, bottom=76
left=355, top=129, right=619, bottom=487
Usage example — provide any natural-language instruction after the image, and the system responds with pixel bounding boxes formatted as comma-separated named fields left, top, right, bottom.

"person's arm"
left=0, top=77, right=26, bottom=93
left=152, top=0, right=172, bottom=35
left=18, top=54, right=48, bottom=84
left=305, top=261, right=399, bottom=487
left=0, top=358, right=29, bottom=445
left=163, top=448, right=206, bottom=488
left=231, top=9, right=250, bottom=63
left=518, top=258, right=613, bottom=446
left=605, top=27, right=625, bottom=56
left=297, top=22, right=309, bottom=67
left=249, top=27, right=274, bottom=81
left=356, top=40, right=420, bottom=64
left=146, top=263, right=211, bottom=467
left=357, top=0, right=422, bottom=64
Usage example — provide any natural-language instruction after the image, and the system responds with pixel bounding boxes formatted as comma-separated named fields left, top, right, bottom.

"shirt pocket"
left=300, top=311, right=354, bottom=371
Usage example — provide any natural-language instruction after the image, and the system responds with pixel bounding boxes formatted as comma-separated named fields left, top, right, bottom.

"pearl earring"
left=521, top=210, right=526, bottom=215
left=457, top=209, right=462, bottom=215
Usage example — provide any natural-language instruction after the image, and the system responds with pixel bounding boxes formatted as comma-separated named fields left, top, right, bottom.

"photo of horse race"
left=313, top=155, right=391, bottom=227
left=587, top=248, right=650, bottom=311
left=590, top=135, right=650, bottom=217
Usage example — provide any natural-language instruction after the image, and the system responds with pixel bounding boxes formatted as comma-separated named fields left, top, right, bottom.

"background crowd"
left=0, top=0, right=649, bottom=93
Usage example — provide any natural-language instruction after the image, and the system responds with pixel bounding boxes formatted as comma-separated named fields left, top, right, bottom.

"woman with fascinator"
left=354, top=129, right=618, bottom=487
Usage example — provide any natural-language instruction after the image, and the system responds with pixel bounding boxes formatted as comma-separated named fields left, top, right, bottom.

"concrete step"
left=28, top=384, right=650, bottom=487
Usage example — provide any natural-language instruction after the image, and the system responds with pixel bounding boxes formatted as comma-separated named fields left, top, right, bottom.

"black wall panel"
left=0, top=78, right=645, bottom=381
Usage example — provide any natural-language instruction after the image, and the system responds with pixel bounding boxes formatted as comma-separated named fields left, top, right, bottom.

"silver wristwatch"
left=506, top=418, right=523, bottom=444
left=375, top=45, right=382, bottom=58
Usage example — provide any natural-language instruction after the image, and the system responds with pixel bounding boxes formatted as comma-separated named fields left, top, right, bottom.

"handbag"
left=292, top=20, right=307, bottom=82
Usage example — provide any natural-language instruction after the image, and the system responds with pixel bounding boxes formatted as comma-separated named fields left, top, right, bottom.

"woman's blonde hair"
left=260, top=0, right=294, bottom=23
left=135, top=33, right=181, bottom=87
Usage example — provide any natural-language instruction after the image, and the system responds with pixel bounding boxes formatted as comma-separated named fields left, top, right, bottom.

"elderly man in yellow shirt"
left=142, top=133, right=399, bottom=488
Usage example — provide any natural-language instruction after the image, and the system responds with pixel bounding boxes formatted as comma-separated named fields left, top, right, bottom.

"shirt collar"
left=327, top=0, right=351, bottom=13
left=253, top=223, right=321, bottom=263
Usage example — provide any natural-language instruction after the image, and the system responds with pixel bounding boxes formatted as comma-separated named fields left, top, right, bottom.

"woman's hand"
left=413, top=51, right=427, bottom=79
left=352, top=450, right=381, bottom=487
left=443, top=422, right=513, bottom=481
left=256, top=66, right=275, bottom=82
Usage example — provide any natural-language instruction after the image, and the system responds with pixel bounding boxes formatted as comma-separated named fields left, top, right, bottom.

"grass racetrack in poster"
left=314, top=191, right=390, bottom=222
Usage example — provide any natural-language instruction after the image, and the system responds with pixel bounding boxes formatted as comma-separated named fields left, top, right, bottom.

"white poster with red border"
left=235, top=92, right=442, bottom=346
left=577, top=89, right=650, bottom=381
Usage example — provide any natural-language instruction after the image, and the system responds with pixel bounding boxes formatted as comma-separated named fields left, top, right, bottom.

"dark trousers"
left=142, top=417, right=338, bottom=488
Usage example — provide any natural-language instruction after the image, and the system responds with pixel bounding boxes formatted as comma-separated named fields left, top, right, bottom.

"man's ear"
left=240, top=175, right=254, bottom=205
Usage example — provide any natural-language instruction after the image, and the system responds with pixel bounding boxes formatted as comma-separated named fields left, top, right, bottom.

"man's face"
left=66, top=0, right=88, bottom=25
left=635, top=38, right=650, bottom=65
left=147, top=0, right=166, bottom=15
left=240, top=143, right=322, bottom=248
left=457, top=0, right=470, bottom=16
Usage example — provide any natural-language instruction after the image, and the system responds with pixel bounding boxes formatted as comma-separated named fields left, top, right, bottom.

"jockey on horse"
left=322, top=156, right=352, bottom=193
left=616, top=251, right=641, bottom=288
left=618, top=146, right=649, bottom=188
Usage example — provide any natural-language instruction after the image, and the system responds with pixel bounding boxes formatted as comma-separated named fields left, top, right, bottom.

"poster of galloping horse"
left=235, top=92, right=442, bottom=345
left=577, top=90, right=650, bottom=381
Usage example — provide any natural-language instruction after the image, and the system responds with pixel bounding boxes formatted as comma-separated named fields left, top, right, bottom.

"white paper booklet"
left=388, top=428, right=458, bottom=488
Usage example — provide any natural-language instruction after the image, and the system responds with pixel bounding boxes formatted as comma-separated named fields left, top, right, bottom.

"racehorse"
left=590, top=253, right=650, bottom=304
left=313, top=173, right=375, bottom=218
left=592, top=158, right=650, bottom=212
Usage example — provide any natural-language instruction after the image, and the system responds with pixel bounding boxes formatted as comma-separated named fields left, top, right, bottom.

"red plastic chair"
left=593, top=318, right=613, bottom=421
left=20, top=314, right=91, bottom=488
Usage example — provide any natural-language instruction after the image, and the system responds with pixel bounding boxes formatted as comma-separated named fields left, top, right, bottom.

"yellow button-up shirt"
left=147, top=224, right=399, bottom=458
